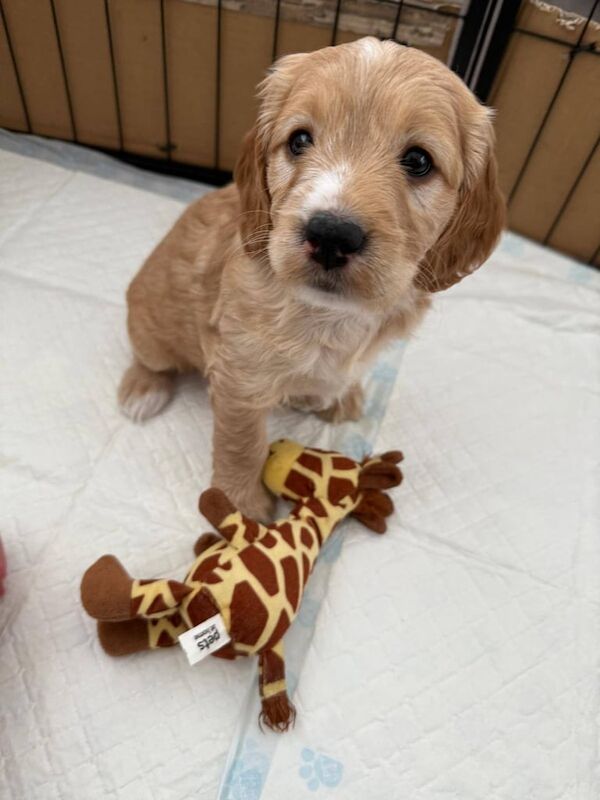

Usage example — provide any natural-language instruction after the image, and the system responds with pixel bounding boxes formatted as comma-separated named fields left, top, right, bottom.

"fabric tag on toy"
left=178, top=614, right=231, bottom=665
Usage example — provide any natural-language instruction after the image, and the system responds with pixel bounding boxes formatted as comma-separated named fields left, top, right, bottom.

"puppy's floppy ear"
left=234, top=52, right=308, bottom=259
left=416, top=110, right=506, bottom=293
left=235, top=125, right=270, bottom=258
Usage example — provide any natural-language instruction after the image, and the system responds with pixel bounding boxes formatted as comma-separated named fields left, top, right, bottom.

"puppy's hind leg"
left=118, top=360, right=175, bottom=423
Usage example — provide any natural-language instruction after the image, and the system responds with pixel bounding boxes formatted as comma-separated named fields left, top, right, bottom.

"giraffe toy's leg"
left=96, top=606, right=190, bottom=656
left=258, top=641, right=296, bottom=733
left=81, top=554, right=191, bottom=622
left=97, top=619, right=151, bottom=656
left=193, top=532, right=221, bottom=556
left=199, top=488, right=270, bottom=547
left=81, top=555, right=137, bottom=621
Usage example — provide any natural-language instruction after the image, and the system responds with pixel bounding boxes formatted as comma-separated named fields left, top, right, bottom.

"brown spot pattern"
left=157, top=631, right=174, bottom=647
left=260, top=649, right=285, bottom=684
left=168, top=580, right=192, bottom=603
left=307, top=517, right=323, bottom=547
left=219, top=524, right=238, bottom=542
left=147, top=595, right=169, bottom=615
left=300, top=527, right=314, bottom=549
left=192, top=554, right=221, bottom=582
left=244, top=520, right=260, bottom=543
left=297, top=452, right=323, bottom=475
left=281, top=556, right=300, bottom=611
left=130, top=594, right=143, bottom=616
left=260, top=532, right=277, bottom=548
left=211, top=643, right=238, bottom=660
left=230, top=581, right=268, bottom=647
left=328, top=477, right=356, bottom=504
left=332, top=456, right=356, bottom=470
left=302, top=554, right=311, bottom=586
left=262, top=609, right=290, bottom=652
left=285, top=469, right=315, bottom=498
left=240, top=548, right=278, bottom=596
left=187, top=589, right=220, bottom=627
left=277, top=522, right=295, bottom=549
left=306, top=498, right=327, bottom=517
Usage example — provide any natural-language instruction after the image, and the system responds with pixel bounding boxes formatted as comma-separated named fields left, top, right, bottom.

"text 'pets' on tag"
left=178, top=614, right=231, bottom=665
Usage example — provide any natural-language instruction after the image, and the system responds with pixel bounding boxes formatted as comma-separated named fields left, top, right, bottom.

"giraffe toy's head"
left=262, top=439, right=403, bottom=530
left=263, top=438, right=365, bottom=506
left=262, top=439, right=306, bottom=498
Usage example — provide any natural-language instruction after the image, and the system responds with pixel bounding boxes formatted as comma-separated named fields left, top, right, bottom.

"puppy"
left=118, top=37, right=505, bottom=519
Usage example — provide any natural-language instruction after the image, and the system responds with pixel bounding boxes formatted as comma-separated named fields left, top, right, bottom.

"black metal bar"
left=543, top=134, right=599, bottom=245
left=49, top=0, right=77, bottom=140
left=380, top=0, right=464, bottom=22
left=391, top=0, right=404, bottom=41
left=0, top=0, right=32, bottom=132
left=159, top=0, right=172, bottom=159
left=330, top=0, right=343, bottom=47
left=103, top=0, right=124, bottom=151
left=272, top=0, right=281, bottom=62
left=509, top=0, right=600, bottom=203
left=471, top=0, right=523, bottom=101
left=97, top=145, right=232, bottom=185
left=514, top=26, right=600, bottom=54
left=214, top=0, right=222, bottom=169
left=450, top=0, right=494, bottom=81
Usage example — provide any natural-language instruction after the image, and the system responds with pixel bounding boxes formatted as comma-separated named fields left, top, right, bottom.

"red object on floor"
left=0, top=538, right=6, bottom=596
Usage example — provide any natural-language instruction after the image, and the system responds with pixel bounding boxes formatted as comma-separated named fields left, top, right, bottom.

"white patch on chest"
left=283, top=297, right=380, bottom=399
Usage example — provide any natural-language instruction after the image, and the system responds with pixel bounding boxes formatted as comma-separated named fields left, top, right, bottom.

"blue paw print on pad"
left=299, top=748, right=343, bottom=791
left=222, top=738, right=269, bottom=800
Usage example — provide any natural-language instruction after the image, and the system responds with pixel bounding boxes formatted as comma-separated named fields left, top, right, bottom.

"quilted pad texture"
left=1, top=132, right=599, bottom=800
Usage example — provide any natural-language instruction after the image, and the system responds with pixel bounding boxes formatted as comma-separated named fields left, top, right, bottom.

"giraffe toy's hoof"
left=97, top=619, right=151, bottom=656
left=81, top=555, right=134, bottom=622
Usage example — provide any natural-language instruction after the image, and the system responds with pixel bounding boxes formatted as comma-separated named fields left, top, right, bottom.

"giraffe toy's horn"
left=358, top=451, right=404, bottom=490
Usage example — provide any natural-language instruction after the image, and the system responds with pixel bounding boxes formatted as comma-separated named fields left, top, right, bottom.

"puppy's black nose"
left=305, top=212, right=365, bottom=270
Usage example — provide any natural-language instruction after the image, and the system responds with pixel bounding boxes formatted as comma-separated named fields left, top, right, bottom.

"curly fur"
left=118, top=38, right=505, bottom=518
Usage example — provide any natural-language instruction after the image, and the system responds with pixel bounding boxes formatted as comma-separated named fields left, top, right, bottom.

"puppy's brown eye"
left=400, top=147, right=433, bottom=178
left=288, top=129, right=313, bottom=156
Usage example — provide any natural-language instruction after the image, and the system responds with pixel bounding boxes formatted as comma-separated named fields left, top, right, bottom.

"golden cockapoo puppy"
left=118, top=37, right=505, bottom=519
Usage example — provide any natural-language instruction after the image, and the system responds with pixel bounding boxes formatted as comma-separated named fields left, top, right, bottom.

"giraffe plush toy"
left=81, top=439, right=403, bottom=731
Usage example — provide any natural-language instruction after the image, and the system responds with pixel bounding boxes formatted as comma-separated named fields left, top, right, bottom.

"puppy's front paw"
left=118, top=362, right=174, bottom=423
left=318, top=383, right=364, bottom=423
left=220, top=481, right=275, bottom=523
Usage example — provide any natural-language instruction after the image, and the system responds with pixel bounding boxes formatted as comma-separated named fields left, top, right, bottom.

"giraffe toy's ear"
left=353, top=451, right=404, bottom=532
left=352, top=489, right=396, bottom=533
left=358, top=452, right=403, bottom=490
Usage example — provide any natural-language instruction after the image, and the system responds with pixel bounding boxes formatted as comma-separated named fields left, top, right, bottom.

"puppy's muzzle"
left=305, top=212, right=365, bottom=271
